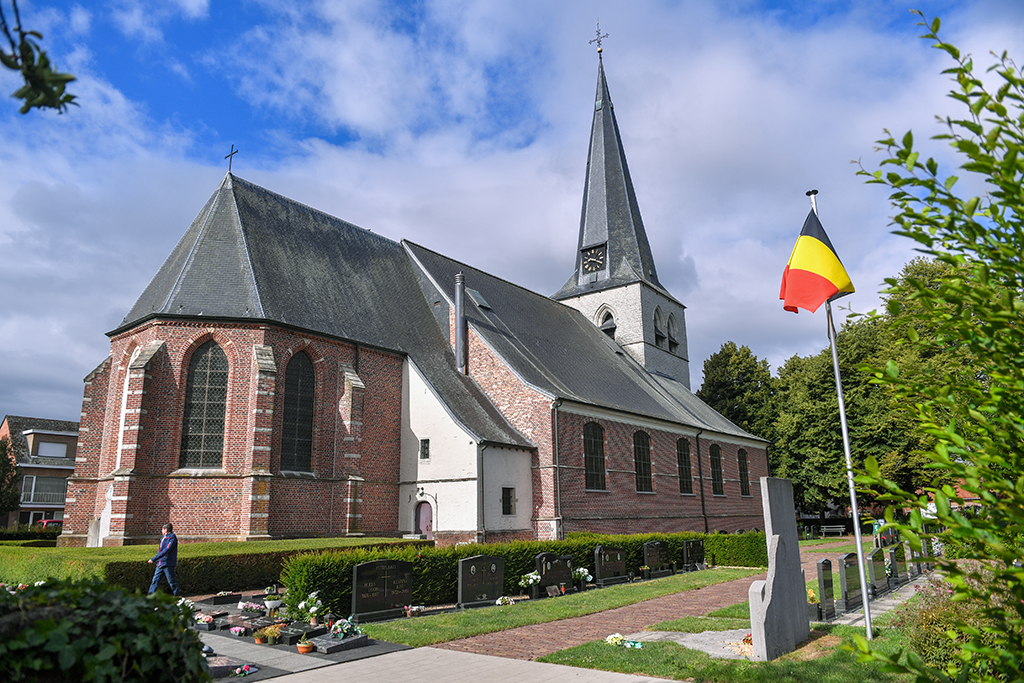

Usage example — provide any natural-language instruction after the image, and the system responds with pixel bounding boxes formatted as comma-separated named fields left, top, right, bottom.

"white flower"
left=605, top=633, right=624, bottom=646
left=298, top=601, right=306, bottom=610
left=34, top=580, right=45, bottom=587
left=309, top=605, right=318, bottom=614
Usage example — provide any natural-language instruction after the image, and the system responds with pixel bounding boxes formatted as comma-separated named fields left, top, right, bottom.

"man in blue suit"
left=148, top=522, right=180, bottom=596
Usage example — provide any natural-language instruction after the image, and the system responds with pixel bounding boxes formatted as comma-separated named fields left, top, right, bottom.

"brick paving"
left=435, top=539, right=856, bottom=661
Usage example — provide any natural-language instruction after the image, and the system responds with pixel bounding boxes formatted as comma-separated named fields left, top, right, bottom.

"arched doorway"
left=415, top=501, right=433, bottom=540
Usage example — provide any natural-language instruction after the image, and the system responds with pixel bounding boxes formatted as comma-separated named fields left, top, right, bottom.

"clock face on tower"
left=581, top=244, right=607, bottom=274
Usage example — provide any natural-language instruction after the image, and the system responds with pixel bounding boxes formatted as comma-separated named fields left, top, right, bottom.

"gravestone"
left=457, top=555, right=505, bottom=609
left=748, top=477, right=810, bottom=661
left=594, top=545, right=629, bottom=587
left=351, top=559, right=414, bottom=623
left=681, top=539, right=705, bottom=572
left=837, top=552, right=862, bottom=612
left=867, top=548, right=887, bottom=599
left=310, top=633, right=369, bottom=654
left=643, top=540, right=675, bottom=579
left=905, top=541, right=920, bottom=577
left=533, top=552, right=573, bottom=599
left=816, top=558, right=836, bottom=621
left=202, top=593, right=241, bottom=605
left=887, top=547, right=904, bottom=587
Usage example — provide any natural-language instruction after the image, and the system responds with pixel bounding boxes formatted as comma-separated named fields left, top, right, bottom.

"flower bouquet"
left=495, top=596, right=515, bottom=606
left=518, top=571, right=540, bottom=588
left=230, top=626, right=248, bottom=637
left=193, top=613, right=216, bottom=631
left=606, top=633, right=642, bottom=649
left=238, top=601, right=265, bottom=614
left=330, top=618, right=362, bottom=639
left=231, top=664, right=257, bottom=677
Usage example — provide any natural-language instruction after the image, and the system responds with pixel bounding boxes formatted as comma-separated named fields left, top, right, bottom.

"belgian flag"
left=780, top=210, right=854, bottom=313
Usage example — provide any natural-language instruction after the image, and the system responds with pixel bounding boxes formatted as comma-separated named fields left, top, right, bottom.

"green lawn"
left=538, top=623, right=910, bottom=682
left=359, top=567, right=761, bottom=647
left=803, top=541, right=874, bottom=555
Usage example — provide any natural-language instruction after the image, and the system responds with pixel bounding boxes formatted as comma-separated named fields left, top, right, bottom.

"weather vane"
left=225, top=144, right=239, bottom=173
left=590, top=20, right=608, bottom=53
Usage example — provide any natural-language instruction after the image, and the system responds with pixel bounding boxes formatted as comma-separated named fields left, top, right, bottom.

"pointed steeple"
left=553, top=54, right=661, bottom=300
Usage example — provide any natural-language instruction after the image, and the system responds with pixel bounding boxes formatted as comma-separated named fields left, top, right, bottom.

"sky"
left=1, top=0, right=1022, bottom=424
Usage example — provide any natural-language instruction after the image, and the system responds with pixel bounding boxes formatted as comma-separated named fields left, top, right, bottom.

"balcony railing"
left=21, top=491, right=66, bottom=505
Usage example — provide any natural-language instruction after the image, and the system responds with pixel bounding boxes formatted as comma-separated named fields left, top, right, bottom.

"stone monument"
left=748, top=477, right=810, bottom=661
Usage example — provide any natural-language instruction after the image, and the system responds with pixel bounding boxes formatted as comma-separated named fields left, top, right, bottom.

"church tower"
left=553, top=51, right=690, bottom=388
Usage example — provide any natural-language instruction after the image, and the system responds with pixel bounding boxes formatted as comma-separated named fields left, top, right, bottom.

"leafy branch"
left=0, top=0, right=76, bottom=113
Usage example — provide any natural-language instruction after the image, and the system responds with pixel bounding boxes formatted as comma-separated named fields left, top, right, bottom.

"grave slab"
left=310, top=633, right=370, bottom=654
left=457, top=555, right=505, bottom=609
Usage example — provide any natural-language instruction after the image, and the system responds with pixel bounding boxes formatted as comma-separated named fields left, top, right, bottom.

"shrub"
left=0, top=524, right=61, bottom=541
left=0, top=578, right=210, bottom=682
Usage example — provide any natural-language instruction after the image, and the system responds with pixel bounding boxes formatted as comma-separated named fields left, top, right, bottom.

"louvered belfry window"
left=281, top=351, right=315, bottom=472
left=677, top=438, right=693, bottom=494
left=179, top=340, right=228, bottom=468
left=710, top=443, right=725, bottom=495
left=583, top=422, right=606, bottom=490
left=634, top=431, right=653, bottom=492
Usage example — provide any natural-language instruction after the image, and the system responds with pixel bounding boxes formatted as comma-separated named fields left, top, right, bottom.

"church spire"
left=553, top=51, right=661, bottom=300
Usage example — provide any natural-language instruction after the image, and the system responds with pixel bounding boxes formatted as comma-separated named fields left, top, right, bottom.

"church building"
left=58, top=55, right=768, bottom=547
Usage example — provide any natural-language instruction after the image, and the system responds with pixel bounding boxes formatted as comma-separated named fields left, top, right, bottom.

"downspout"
left=455, top=273, right=467, bottom=374
left=695, top=429, right=708, bottom=533
left=552, top=399, right=562, bottom=539
left=478, top=443, right=487, bottom=544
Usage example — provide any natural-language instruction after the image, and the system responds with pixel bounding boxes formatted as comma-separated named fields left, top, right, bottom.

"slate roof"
left=406, top=243, right=763, bottom=441
left=553, top=56, right=663, bottom=301
left=1, top=415, right=79, bottom=466
left=116, top=175, right=531, bottom=449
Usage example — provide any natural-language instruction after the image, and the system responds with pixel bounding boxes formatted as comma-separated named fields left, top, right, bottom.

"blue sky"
left=1, top=0, right=1022, bottom=423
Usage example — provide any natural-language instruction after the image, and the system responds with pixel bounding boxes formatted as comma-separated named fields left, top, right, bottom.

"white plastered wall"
left=481, top=445, right=533, bottom=533
left=400, top=360, right=480, bottom=535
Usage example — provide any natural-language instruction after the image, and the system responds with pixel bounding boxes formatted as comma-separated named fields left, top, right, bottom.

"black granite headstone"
left=681, top=539, right=705, bottom=572
left=816, top=558, right=836, bottom=621
left=533, top=552, right=573, bottom=598
left=310, top=633, right=369, bottom=654
left=351, top=559, right=414, bottom=623
left=457, top=555, right=505, bottom=609
left=643, top=540, right=675, bottom=578
left=867, top=548, right=887, bottom=598
left=837, top=552, right=862, bottom=612
left=594, top=545, right=629, bottom=587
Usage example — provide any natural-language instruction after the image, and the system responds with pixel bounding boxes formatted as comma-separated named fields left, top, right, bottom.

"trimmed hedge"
left=0, top=525, right=61, bottom=541
left=0, top=578, right=210, bottom=682
left=281, top=531, right=767, bottom=617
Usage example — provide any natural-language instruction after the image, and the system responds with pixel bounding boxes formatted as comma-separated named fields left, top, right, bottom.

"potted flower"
left=639, top=565, right=651, bottom=581
left=807, top=588, right=821, bottom=621
left=230, top=626, right=247, bottom=637
left=403, top=605, right=424, bottom=618
left=573, top=566, right=593, bottom=592
left=296, top=633, right=315, bottom=654
left=253, top=627, right=269, bottom=645
left=518, top=571, right=540, bottom=599
left=261, top=624, right=283, bottom=645
left=296, top=591, right=323, bottom=626
left=239, top=601, right=265, bottom=615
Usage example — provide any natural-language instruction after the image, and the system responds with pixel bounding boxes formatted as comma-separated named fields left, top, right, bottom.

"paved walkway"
left=194, top=539, right=917, bottom=681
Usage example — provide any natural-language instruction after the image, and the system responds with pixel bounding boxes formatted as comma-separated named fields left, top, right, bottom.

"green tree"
left=0, top=0, right=76, bottom=113
left=853, top=13, right=1024, bottom=682
left=0, top=437, right=21, bottom=521
left=696, top=341, right=775, bottom=440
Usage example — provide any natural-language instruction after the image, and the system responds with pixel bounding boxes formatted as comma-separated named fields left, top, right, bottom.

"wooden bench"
left=821, top=525, right=846, bottom=537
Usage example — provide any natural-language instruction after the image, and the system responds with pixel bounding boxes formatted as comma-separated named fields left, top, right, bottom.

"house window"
left=36, top=441, right=68, bottom=457
left=634, top=431, right=653, bottom=492
left=501, top=487, right=516, bottom=515
left=179, top=340, right=228, bottom=469
left=739, top=449, right=751, bottom=496
left=583, top=422, right=606, bottom=490
left=677, top=438, right=693, bottom=494
left=419, top=439, right=430, bottom=460
left=710, top=443, right=724, bottom=495
left=281, top=351, right=315, bottom=471
left=20, top=476, right=67, bottom=504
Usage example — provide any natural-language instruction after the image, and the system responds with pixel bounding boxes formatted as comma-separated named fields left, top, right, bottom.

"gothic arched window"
left=599, top=311, right=617, bottom=339
left=677, top=438, right=693, bottom=494
left=710, top=443, right=725, bottom=495
left=179, top=340, right=228, bottom=469
left=634, top=431, right=653, bottom=492
left=583, top=422, right=606, bottom=490
left=281, top=351, right=315, bottom=472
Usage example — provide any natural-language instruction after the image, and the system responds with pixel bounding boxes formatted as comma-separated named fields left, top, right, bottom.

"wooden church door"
left=415, top=501, right=433, bottom=540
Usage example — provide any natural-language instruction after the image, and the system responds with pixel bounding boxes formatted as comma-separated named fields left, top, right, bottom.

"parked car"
left=35, top=519, right=63, bottom=529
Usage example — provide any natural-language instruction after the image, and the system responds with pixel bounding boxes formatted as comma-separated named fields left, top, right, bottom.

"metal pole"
left=811, top=190, right=873, bottom=640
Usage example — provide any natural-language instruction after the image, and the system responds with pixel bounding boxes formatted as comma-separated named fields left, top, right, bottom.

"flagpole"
left=809, top=190, right=873, bottom=640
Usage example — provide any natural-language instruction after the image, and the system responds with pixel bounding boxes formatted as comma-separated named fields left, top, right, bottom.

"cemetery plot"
left=837, top=552, right=862, bottom=613
left=533, top=552, right=573, bottom=599
left=681, top=539, right=705, bottom=572
left=594, top=545, right=629, bottom=587
left=643, top=540, right=675, bottom=579
left=277, top=622, right=328, bottom=646
left=351, top=559, right=414, bottom=623
left=816, top=558, right=836, bottom=621
left=201, top=593, right=242, bottom=605
left=457, top=555, right=505, bottom=609
left=310, top=633, right=370, bottom=654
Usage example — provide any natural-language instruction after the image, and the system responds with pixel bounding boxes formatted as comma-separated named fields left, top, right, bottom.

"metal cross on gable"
left=225, top=144, right=239, bottom=172
left=589, top=21, right=608, bottom=52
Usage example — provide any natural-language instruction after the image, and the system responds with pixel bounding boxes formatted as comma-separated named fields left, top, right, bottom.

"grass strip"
left=538, top=623, right=911, bottom=682
left=0, top=537, right=414, bottom=583
left=360, top=567, right=760, bottom=647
